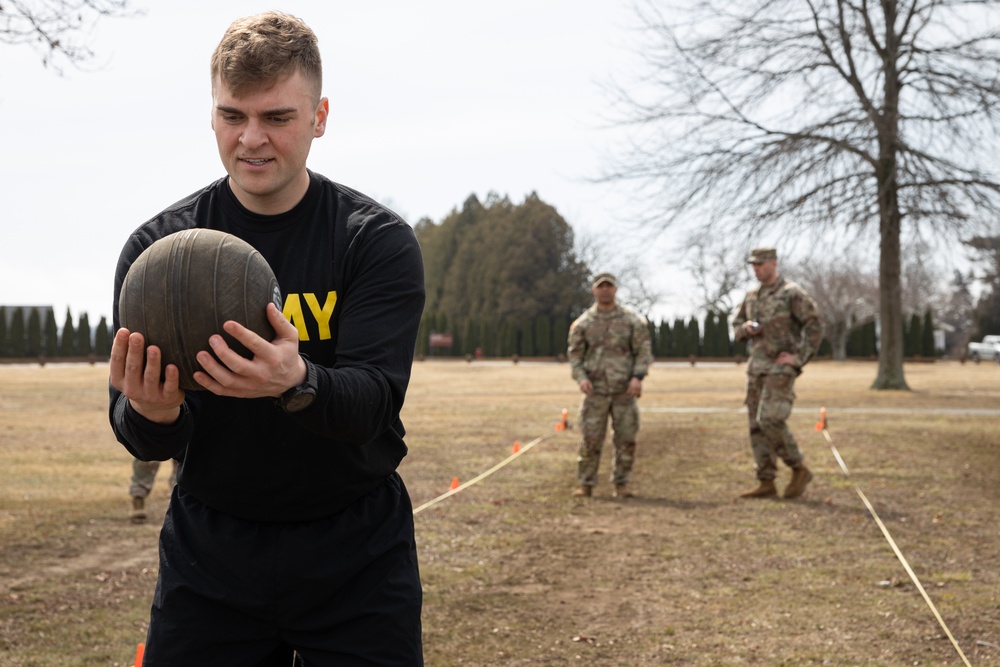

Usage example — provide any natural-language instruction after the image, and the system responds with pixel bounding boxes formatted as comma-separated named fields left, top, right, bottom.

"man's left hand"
left=776, top=351, right=798, bottom=367
left=626, top=376, right=643, bottom=398
left=192, top=303, right=306, bottom=398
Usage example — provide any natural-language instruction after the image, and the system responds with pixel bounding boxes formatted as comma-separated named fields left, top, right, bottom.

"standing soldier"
left=568, top=272, right=653, bottom=498
left=733, top=247, right=823, bottom=499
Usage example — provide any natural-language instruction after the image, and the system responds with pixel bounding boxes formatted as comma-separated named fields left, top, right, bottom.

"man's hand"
left=193, top=303, right=306, bottom=399
left=776, top=351, right=798, bottom=367
left=109, top=328, right=185, bottom=424
left=742, top=321, right=762, bottom=337
left=626, top=376, right=643, bottom=398
left=578, top=378, right=594, bottom=396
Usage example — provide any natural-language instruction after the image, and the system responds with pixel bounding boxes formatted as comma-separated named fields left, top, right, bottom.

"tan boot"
left=613, top=484, right=634, bottom=498
left=129, top=496, right=147, bottom=523
left=784, top=465, right=813, bottom=499
left=739, top=479, right=777, bottom=498
left=572, top=486, right=593, bottom=497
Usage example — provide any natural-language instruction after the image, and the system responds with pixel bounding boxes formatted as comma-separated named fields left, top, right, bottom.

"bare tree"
left=605, top=0, right=1000, bottom=389
left=786, top=259, right=879, bottom=360
left=1, top=0, right=138, bottom=72
left=686, top=240, right=749, bottom=316
left=575, top=232, right=664, bottom=318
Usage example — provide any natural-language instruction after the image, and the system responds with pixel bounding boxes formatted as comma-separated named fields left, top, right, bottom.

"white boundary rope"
left=412, top=435, right=549, bottom=515
left=816, top=407, right=972, bottom=667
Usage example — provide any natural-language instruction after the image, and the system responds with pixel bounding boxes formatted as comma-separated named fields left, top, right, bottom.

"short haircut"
left=210, top=12, right=322, bottom=101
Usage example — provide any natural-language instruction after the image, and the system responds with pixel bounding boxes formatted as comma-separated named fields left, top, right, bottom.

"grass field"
left=0, top=359, right=998, bottom=666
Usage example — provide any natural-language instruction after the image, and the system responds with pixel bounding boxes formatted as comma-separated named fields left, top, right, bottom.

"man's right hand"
left=578, top=378, right=594, bottom=395
left=109, top=328, right=184, bottom=424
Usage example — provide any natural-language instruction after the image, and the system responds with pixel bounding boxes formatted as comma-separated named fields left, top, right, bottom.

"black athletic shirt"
left=108, top=171, right=426, bottom=522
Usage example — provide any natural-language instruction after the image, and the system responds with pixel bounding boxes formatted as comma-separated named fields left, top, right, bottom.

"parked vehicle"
left=967, top=335, right=1000, bottom=362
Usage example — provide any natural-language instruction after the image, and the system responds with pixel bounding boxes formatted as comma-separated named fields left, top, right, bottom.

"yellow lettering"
left=282, top=293, right=310, bottom=342
left=304, top=291, right=337, bottom=341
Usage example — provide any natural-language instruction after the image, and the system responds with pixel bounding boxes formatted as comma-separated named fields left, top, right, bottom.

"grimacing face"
left=211, top=69, right=328, bottom=215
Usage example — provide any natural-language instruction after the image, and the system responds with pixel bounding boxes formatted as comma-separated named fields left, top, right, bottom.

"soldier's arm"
left=792, top=291, right=824, bottom=367
left=567, top=320, right=589, bottom=383
left=733, top=299, right=751, bottom=343
left=631, top=315, right=653, bottom=379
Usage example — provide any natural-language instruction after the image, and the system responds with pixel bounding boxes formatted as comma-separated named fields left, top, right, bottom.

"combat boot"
left=129, top=496, right=147, bottom=523
left=613, top=484, right=634, bottom=498
left=572, top=486, right=592, bottom=497
left=784, top=465, right=813, bottom=499
left=739, top=479, right=777, bottom=498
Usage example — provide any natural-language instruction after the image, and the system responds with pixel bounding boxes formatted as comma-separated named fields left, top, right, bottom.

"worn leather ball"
left=119, top=228, right=282, bottom=391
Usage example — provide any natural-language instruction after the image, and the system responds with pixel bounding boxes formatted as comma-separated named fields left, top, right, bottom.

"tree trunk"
left=871, top=2, right=909, bottom=390
left=872, top=203, right=909, bottom=389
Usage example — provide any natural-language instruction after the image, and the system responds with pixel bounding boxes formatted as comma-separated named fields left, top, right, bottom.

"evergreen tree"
left=95, top=316, right=111, bottom=357
left=702, top=313, right=717, bottom=357
left=26, top=308, right=42, bottom=357
left=687, top=317, right=701, bottom=357
left=44, top=311, right=58, bottom=357
left=535, top=314, right=552, bottom=357
left=552, top=314, right=570, bottom=358
left=672, top=317, right=687, bottom=358
left=657, top=319, right=672, bottom=358
left=906, top=312, right=922, bottom=357
left=921, top=309, right=936, bottom=357
left=0, top=310, right=7, bottom=357
left=60, top=308, right=76, bottom=357
left=9, top=308, right=26, bottom=357
left=77, top=313, right=93, bottom=356
left=415, top=193, right=593, bottom=343
left=519, top=319, right=534, bottom=357
left=718, top=312, right=732, bottom=356
left=478, top=318, right=494, bottom=358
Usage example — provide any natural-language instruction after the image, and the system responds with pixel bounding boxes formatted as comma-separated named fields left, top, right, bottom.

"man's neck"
left=595, top=301, right=616, bottom=312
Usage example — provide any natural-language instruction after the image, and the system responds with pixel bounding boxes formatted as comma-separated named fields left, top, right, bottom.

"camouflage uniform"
left=568, top=302, right=653, bottom=487
left=733, top=269, right=823, bottom=482
left=129, top=458, right=179, bottom=498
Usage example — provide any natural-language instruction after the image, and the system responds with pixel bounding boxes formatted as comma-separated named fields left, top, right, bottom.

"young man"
left=732, top=247, right=823, bottom=500
left=567, top=272, right=653, bottom=498
left=108, top=13, right=425, bottom=665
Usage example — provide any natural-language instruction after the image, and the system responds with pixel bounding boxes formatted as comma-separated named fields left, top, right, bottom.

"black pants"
left=143, top=474, right=423, bottom=666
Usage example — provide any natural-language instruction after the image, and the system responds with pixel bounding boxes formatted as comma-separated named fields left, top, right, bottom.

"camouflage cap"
left=592, top=272, right=617, bottom=288
left=747, top=247, right=777, bottom=264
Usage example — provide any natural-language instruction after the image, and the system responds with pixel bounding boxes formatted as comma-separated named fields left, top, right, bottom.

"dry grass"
left=1, top=359, right=998, bottom=666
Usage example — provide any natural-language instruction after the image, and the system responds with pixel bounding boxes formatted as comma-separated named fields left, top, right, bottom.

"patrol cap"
left=592, top=272, right=617, bottom=288
left=747, top=247, right=777, bottom=264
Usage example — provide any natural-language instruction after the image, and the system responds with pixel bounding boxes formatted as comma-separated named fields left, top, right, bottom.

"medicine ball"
left=119, top=228, right=282, bottom=391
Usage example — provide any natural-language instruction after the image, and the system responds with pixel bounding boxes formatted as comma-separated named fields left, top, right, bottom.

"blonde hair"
left=210, top=12, right=322, bottom=101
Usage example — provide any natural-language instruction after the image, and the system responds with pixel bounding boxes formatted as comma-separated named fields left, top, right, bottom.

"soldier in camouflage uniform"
left=128, top=457, right=179, bottom=523
left=733, top=247, right=823, bottom=499
left=567, top=272, right=653, bottom=498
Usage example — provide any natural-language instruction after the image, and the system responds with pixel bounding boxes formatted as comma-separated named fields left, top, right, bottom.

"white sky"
left=0, top=1, right=708, bottom=325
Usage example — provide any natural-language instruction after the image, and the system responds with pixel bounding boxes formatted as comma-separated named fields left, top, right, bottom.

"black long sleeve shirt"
left=109, top=172, right=425, bottom=522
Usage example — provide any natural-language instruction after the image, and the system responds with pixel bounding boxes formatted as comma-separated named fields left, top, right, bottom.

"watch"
left=276, top=357, right=318, bottom=413
left=633, top=373, right=645, bottom=381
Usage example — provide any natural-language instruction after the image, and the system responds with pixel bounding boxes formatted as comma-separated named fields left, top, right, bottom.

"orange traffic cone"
left=512, top=441, right=520, bottom=453
left=450, top=476, right=460, bottom=490
left=815, top=406, right=827, bottom=431
left=134, top=643, right=145, bottom=667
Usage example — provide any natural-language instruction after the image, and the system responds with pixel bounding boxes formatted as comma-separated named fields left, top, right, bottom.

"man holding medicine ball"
left=108, top=12, right=425, bottom=665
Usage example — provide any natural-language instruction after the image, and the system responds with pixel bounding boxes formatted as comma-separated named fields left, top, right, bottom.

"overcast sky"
left=0, top=1, right=710, bottom=325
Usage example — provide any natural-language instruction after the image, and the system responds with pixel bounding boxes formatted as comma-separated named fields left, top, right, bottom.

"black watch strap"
left=276, top=357, right=318, bottom=413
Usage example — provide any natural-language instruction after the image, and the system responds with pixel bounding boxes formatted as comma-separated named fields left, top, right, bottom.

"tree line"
left=0, top=307, right=111, bottom=360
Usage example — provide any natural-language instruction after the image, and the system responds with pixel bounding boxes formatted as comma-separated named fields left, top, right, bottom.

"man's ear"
left=314, top=97, right=329, bottom=138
